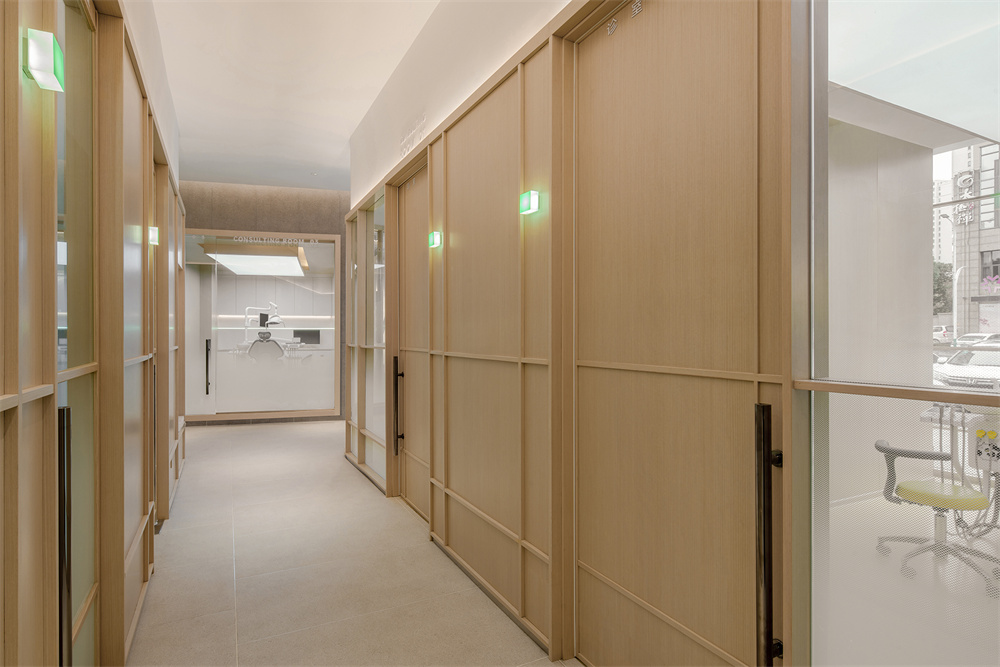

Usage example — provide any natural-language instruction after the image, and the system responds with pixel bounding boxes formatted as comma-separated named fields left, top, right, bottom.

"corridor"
left=127, top=421, right=568, bottom=666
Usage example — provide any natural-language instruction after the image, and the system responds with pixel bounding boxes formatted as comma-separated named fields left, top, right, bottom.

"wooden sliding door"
left=569, top=1, right=783, bottom=665
left=388, top=43, right=560, bottom=654
left=397, top=166, right=431, bottom=519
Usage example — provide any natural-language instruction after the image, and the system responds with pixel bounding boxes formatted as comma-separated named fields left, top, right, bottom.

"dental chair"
left=875, top=439, right=1000, bottom=596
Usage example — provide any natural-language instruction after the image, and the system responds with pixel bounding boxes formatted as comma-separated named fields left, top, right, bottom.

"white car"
left=955, top=333, right=995, bottom=346
left=933, top=349, right=1000, bottom=390
left=933, top=325, right=953, bottom=343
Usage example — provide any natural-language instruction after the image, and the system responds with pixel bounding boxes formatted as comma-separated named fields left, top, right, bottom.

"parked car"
left=933, top=349, right=1000, bottom=390
left=955, top=333, right=996, bottom=347
left=973, top=333, right=1000, bottom=347
left=933, top=325, right=954, bottom=343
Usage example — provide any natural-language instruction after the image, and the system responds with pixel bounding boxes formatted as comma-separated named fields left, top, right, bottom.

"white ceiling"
left=829, top=0, right=999, bottom=143
left=151, top=0, right=440, bottom=192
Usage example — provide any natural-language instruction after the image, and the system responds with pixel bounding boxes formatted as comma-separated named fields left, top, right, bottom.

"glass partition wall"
left=810, top=1, right=1000, bottom=665
left=345, top=196, right=388, bottom=488
left=184, top=232, right=340, bottom=419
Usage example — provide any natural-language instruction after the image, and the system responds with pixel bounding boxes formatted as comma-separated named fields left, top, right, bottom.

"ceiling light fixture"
left=202, top=242, right=308, bottom=277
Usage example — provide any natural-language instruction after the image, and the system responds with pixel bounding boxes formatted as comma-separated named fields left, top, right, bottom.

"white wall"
left=120, top=0, right=180, bottom=181
left=824, top=120, right=934, bottom=502
left=349, top=0, right=569, bottom=205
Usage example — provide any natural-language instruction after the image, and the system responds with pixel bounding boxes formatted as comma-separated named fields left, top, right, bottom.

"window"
left=982, top=250, right=1000, bottom=281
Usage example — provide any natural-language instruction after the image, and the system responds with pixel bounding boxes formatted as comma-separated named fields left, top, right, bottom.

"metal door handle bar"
left=756, top=403, right=783, bottom=666
left=393, top=355, right=404, bottom=455
left=58, top=406, right=72, bottom=666
left=205, top=339, right=211, bottom=395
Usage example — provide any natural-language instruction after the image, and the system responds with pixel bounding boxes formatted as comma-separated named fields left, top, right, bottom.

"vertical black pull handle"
left=205, top=339, right=211, bottom=395
left=58, top=406, right=72, bottom=666
left=393, top=355, right=404, bottom=455
left=756, top=403, right=781, bottom=666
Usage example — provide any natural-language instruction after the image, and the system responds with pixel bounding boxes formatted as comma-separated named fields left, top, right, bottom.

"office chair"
left=874, top=439, right=1000, bottom=596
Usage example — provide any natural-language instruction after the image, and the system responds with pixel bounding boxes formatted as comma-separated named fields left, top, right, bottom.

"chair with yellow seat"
left=875, top=439, right=1000, bottom=596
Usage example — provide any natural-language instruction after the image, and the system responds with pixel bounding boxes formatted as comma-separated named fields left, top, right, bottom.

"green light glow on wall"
left=519, top=191, right=539, bottom=215
left=429, top=231, right=442, bottom=248
left=23, top=29, right=64, bottom=92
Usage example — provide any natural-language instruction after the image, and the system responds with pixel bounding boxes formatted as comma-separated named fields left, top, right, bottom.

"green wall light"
left=148, top=227, right=160, bottom=246
left=429, top=231, right=442, bottom=248
left=519, top=190, right=539, bottom=215
left=23, top=29, right=64, bottom=92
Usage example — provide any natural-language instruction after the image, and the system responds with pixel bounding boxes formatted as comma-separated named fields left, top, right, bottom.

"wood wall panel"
left=431, top=483, right=445, bottom=538
left=430, top=139, right=445, bottom=352
left=401, top=168, right=429, bottom=350
left=575, top=0, right=758, bottom=374
left=403, top=454, right=430, bottom=519
left=447, top=498, right=520, bottom=608
left=445, top=75, right=520, bottom=358
left=576, top=366, right=756, bottom=664
left=431, top=355, right=445, bottom=480
left=523, top=548, right=550, bottom=640
left=523, top=364, right=550, bottom=554
left=401, top=351, right=430, bottom=464
left=447, top=357, right=520, bottom=533
left=578, top=569, right=728, bottom=667
left=522, top=47, right=551, bottom=362
left=17, top=400, right=45, bottom=667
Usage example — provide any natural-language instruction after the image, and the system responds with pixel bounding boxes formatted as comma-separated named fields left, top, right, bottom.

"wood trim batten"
left=793, top=379, right=1000, bottom=409
left=96, top=12, right=128, bottom=665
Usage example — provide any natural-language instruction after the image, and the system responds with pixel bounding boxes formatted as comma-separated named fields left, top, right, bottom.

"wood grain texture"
left=447, top=357, right=520, bottom=533
left=400, top=168, right=429, bottom=351
left=522, top=364, right=550, bottom=554
left=96, top=13, right=128, bottom=664
left=576, top=366, right=756, bottom=665
left=447, top=497, right=520, bottom=608
left=522, top=46, right=552, bottom=361
left=430, top=140, right=445, bottom=352
left=575, top=0, right=758, bottom=374
left=445, top=75, right=521, bottom=358
left=577, top=569, right=733, bottom=667
left=523, top=547, right=551, bottom=640
left=401, top=351, right=430, bottom=464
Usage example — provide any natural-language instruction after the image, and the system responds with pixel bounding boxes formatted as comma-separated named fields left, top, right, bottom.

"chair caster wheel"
left=988, top=584, right=999, bottom=599
left=901, top=565, right=917, bottom=579
left=876, top=544, right=891, bottom=557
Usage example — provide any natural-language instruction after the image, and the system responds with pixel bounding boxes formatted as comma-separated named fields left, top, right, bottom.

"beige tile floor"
left=127, top=422, right=581, bottom=667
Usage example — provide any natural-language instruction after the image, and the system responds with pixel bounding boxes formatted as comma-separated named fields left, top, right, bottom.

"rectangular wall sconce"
left=23, top=29, right=64, bottom=92
left=429, top=231, right=442, bottom=248
left=520, top=190, right=539, bottom=215
left=148, top=227, right=160, bottom=246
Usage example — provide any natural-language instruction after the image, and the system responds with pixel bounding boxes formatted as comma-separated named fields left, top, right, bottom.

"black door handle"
left=205, top=339, right=211, bottom=395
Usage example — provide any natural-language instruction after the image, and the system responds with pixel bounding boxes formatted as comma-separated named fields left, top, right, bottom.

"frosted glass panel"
left=123, top=364, right=144, bottom=549
left=365, top=348, right=386, bottom=442
left=365, top=436, right=386, bottom=481
left=350, top=347, right=358, bottom=420
left=57, top=374, right=96, bottom=612
left=813, top=393, right=1000, bottom=666
left=56, top=0, right=94, bottom=371
left=122, top=56, right=144, bottom=360
left=72, top=605, right=96, bottom=666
